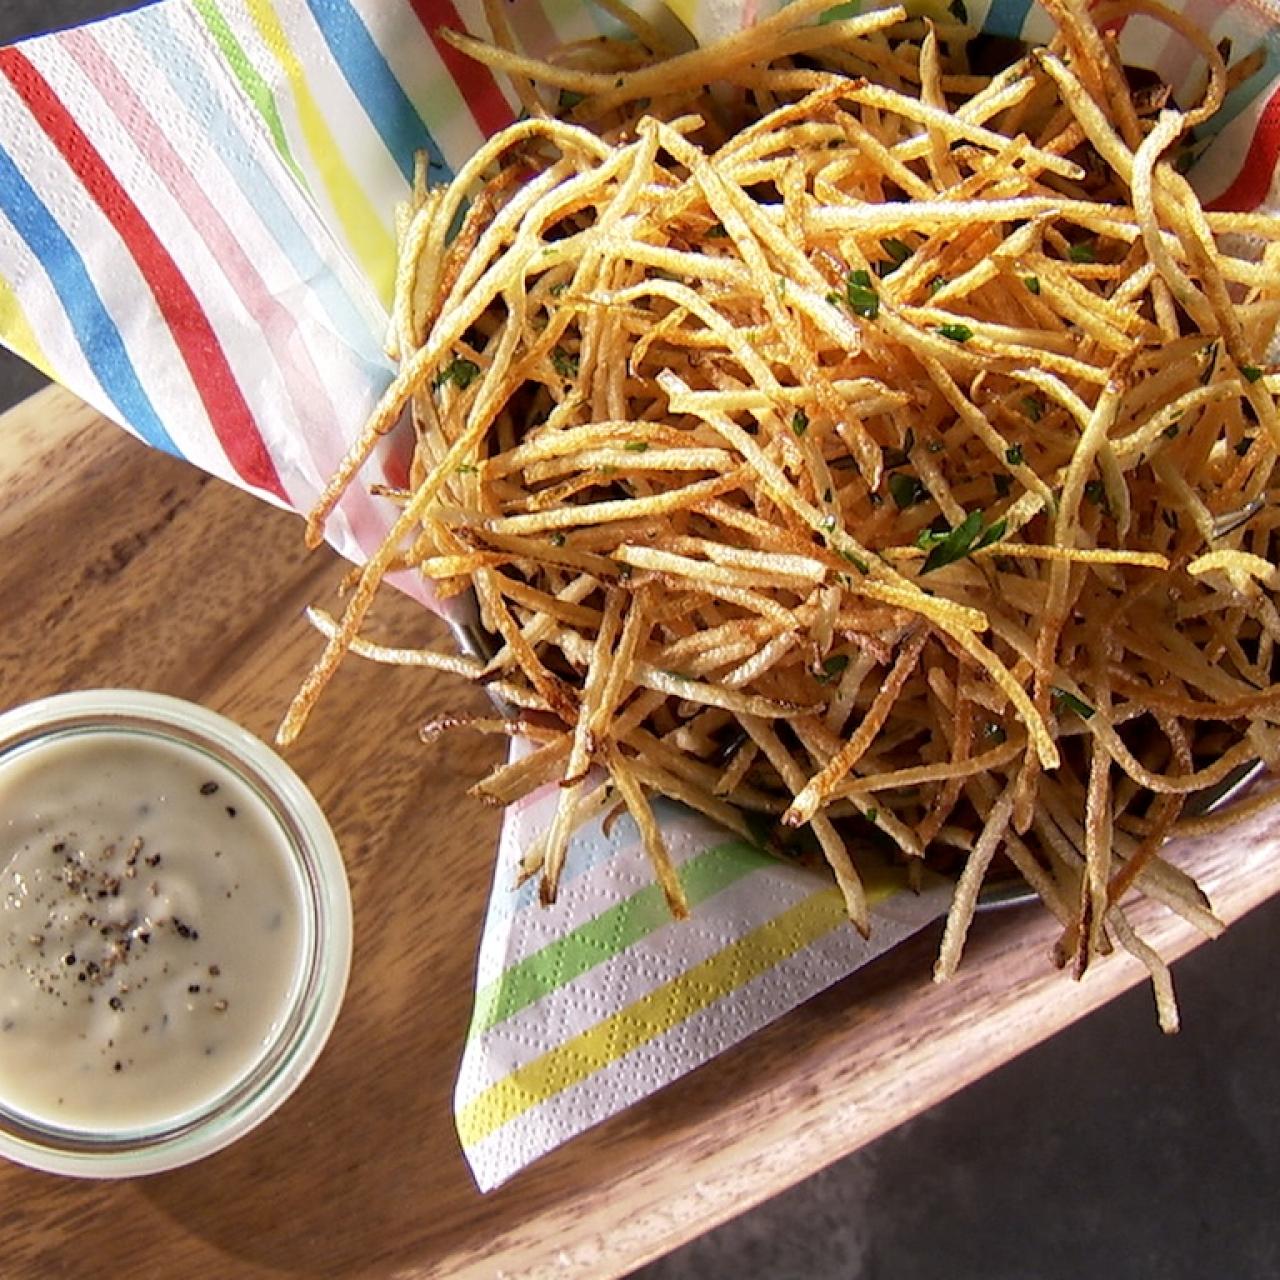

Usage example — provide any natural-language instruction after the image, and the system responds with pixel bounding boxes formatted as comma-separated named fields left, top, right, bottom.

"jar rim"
left=0, top=690, right=352, bottom=1178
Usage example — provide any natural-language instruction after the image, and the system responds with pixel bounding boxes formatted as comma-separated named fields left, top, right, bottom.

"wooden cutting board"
left=2, top=385, right=1279, bottom=1280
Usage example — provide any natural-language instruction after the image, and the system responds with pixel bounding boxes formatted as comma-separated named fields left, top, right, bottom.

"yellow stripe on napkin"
left=243, top=0, right=396, bottom=303
left=457, top=885, right=856, bottom=1148
left=0, top=274, right=56, bottom=380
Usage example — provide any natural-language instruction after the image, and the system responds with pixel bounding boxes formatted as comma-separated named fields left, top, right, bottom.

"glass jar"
left=0, top=690, right=351, bottom=1177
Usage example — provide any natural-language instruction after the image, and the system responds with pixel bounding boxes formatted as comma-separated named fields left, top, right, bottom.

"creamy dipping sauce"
left=0, top=732, right=304, bottom=1132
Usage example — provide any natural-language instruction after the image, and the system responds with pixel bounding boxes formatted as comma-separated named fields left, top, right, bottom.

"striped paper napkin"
left=0, top=0, right=1277, bottom=1190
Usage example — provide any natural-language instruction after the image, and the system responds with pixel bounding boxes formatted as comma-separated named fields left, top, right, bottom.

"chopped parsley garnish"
left=1052, top=687, right=1095, bottom=719
left=624, top=441, right=649, bottom=453
left=919, top=510, right=1006, bottom=574
left=1023, top=276, right=1041, bottom=295
left=888, top=472, right=926, bottom=510
left=549, top=532, right=567, bottom=547
left=819, top=0, right=861, bottom=22
left=815, top=653, right=850, bottom=685
left=551, top=346, right=579, bottom=378
left=1242, top=364, right=1264, bottom=383
left=879, top=238, right=913, bottom=274
left=845, top=270, right=880, bottom=319
left=434, top=356, right=480, bottom=390
left=792, top=409, right=810, bottom=437
left=936, top=322, right=973, bottom=343
left=1200, top=341, right=1220, bottom=385
left=558, top=89, right=585, bottom=110
left=1021, top=396, right=1043, bottom=422
left=1005, top=444, right=1024, bottom=466
left=883, top=428, right=915, bottom=470
left=1068, top=240, right=1096, bottom=263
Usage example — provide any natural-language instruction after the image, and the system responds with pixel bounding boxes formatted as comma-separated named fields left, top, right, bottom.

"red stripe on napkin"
left=0, top=47, right=286, bottom=500
left=1207, top=82, right=1280, bottom=212
left=407, top=0, right=515, bottom=138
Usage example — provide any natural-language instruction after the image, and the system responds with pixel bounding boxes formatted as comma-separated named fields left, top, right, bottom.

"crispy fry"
left=284, top=0, right=1280, bottom=1011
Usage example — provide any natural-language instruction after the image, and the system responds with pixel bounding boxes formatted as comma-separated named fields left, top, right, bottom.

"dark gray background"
left=1, top=4, right=1276, bottom=1276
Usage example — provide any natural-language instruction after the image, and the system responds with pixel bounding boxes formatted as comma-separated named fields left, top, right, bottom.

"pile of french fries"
left=281, top=0, right=1280, bottom=1028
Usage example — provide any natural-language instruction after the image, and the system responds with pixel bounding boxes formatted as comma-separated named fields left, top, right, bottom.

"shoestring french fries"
left=280, top=0, right=1280, bottom=1029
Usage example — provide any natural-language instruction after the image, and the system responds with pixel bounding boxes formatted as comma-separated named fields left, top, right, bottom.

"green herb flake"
left=1200, top=341, right=1220, bottom=385
left=558, top=89, right=586, bottom=111
left=1068, top=240, right=1096, bottom=264
left=936, top=322, right=973, bottom=344
left=919, top=510, right=1004, bottom=574
left=549, top=532, right=567, bottom=547
left=815, top=653, right=850, bottom=685
left=434, top=356, right=481, bottom=391
left=1005, top=444, right=1025, bottom=466
left=549, top=281, right=569, bottom=297
left=819, top=0, right=861, bottom=23
left=624, top=441, right=649, bottom=453
left=915, top=522, right=948, bottom=549
left=845, top=272, right=880, bottom=319
left=928, top=275, right=947, bottom=295
left=982, top=721, right=1008, bottom=744
left=839, top=549, right=870, bottom=573
left=826, top=290, right=845, bottom=308
left=792, top=408, right=810, bottom=437
left=1162, top=422, right=1180, bottom=440
left=1242, top=364, right=1264, bottom=383
left=888, top=472, right=925, bottom=510
left=1052, top=687, right=1095, bottom=720
left=821, top=514, right=837, bottom=532
left=659, top=669, right=691, bottom=682
left=551, top=346, right=579, bottom=379
left=882, top=430, right=916, bottom=472
left=882, top=237, right=913, bottom=268
left=1023, top=275, right=1041, bottom=295
left=1021, top=396, right=1043, bottom=422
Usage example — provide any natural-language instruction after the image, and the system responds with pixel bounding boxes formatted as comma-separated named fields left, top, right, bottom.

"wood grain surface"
left=1, top=385, right=1278, bottom=1280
